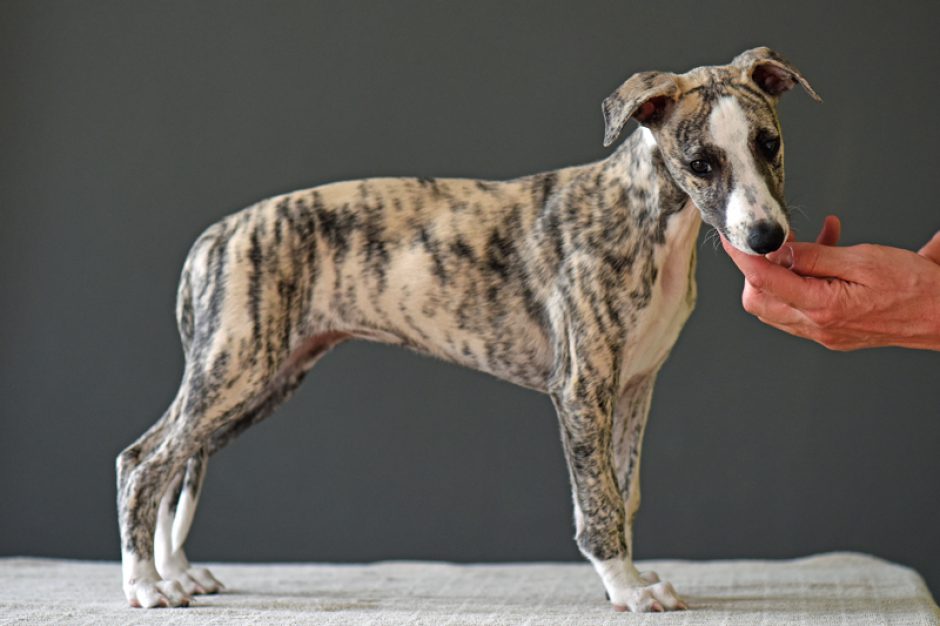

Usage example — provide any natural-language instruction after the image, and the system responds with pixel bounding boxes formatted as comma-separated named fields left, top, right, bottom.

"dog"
left=116, top=47, right=819, bottom=612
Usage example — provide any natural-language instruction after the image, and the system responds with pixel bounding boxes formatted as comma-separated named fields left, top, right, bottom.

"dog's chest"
left=620, top=202, right=701, bottom=380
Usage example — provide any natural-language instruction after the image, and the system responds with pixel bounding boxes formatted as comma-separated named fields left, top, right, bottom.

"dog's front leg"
left=612, top=376, right=655, bottom=557
left=550, top=338, right=684, bottom=612
left=610, top=374, right=685, bottom=606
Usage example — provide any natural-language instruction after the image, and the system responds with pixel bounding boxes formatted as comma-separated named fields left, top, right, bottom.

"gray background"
left=2, top=0, right=939, bottom=598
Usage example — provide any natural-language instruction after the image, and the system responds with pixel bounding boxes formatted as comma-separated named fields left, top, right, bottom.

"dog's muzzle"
left=746, top=220, right=786, bottom=254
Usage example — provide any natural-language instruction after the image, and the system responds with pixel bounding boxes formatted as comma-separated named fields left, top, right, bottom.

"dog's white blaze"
left=708, top=97, right=787, bottom=252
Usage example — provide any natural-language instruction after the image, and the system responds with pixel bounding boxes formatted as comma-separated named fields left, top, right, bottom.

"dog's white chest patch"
left=621, top=202, right=701, bottom=379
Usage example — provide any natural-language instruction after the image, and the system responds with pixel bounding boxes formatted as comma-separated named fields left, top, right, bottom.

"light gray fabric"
left=1, top=553, right=937, bottom=625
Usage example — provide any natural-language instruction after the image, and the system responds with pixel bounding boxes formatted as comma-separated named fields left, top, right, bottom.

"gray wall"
left=2, top=0, right=938, bottom=598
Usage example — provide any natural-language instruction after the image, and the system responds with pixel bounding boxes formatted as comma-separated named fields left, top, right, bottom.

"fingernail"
left=766, top=245, right=792, bottom=268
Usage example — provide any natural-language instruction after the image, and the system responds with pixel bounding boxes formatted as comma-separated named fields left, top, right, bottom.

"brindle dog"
left=117, top=47, right=818, bottom=612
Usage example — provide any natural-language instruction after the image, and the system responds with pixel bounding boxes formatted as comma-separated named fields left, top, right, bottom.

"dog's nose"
left=746, top=221, right=786, bottom=254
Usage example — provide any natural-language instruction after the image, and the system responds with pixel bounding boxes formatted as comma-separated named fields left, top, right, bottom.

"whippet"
left=116, top=47, right=819, bottom=612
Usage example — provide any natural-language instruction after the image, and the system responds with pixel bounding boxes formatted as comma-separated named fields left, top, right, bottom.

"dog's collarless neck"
left=605, top=128, right=688, bottom=221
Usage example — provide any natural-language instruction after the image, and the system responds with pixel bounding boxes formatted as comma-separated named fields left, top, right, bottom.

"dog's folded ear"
left=733, top=47, right=821, bottom=102
left=602, top=71, right=680, bottom=147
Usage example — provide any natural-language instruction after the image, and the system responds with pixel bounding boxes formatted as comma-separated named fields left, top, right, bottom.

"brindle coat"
left=117, top=47, right=818, bottom=612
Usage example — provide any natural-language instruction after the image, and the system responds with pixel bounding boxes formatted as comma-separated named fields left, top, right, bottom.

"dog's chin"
left=715, top=231, right=749, bottom=255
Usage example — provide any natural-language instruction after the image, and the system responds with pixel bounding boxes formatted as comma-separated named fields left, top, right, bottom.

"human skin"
left=720, top=215, right=940, bottom=351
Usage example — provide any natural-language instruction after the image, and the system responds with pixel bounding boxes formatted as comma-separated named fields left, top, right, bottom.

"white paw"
left=610, top=580, right=688, bottom=613
left=639, top=570, right=660, bottom=584
left=162, top=566, right=225, bottom=595
left=124, top=577, right=191, bottom=608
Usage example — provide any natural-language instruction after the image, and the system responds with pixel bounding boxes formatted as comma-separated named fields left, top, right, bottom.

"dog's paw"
left=124, top=578, right=191, bottom=608
left=610, top=579, right=688, bottom=613
left=157, top=551, right=224, bottom=595
left=638, top=570, right=660, bottom=584
left=163, top=566, right=225, bottom=595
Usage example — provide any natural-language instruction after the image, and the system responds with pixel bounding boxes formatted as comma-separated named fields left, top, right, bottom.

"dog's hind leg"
left=153, top=449, right=224, bottom=595
left=150, top=338, right=340, bottom=597
left=118, top=403, right=206, bottom=608
left=119, top=359, right=281, bottom=608
left=118, top=204, right=349, bottom=607
left=116, top=399, right=179, bottom=499
left=124, top=328, right=347, bottom=608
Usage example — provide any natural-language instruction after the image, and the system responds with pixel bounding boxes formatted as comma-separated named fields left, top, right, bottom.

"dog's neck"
left=611, top=126, right=687, bottom=216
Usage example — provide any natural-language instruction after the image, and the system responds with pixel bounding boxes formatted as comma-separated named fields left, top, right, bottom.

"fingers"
left=767, top=241, right=863, bottom=280
left=741, top=281, right=805, bottom=325
left=742, top=282, right=845, bottom=347
left=815, top=215, right=841, bottom=246
left=766, top=216, right=842, bottom=273
left=721, top=234, right=829, bottom=307
left=917, top=230, right=940, bottom=264
left=766, top=215, right=840, bottom=268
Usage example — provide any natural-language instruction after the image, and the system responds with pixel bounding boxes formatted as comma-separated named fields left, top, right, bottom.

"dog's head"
left=602, top=47, right=820, bottom=255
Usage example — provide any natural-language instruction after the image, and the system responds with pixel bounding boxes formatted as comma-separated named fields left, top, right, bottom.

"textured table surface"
left=1, top=553, right=937, bottom=625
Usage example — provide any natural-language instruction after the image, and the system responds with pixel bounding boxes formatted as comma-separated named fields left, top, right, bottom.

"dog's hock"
left=732, top=46, right=822, bottom=102
left=602, top=71, right=680, bottom=147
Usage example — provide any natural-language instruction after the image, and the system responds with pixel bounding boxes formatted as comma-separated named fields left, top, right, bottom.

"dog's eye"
left=689, top=159, right=712, bottom=176
left=760, top=137, right=780, bottom=159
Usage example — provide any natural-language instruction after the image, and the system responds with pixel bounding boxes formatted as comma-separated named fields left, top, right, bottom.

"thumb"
left=767, top=241, right=857, bottom=279
left=917, top=230, right=940, bottom=264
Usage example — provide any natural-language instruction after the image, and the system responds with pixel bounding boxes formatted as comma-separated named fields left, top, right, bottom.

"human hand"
left=720, top=216, right=940, bottom=351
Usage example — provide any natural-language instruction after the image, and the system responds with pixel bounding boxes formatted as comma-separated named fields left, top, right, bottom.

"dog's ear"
left=602, top=71, right=680, bottom=147
left=732, top=47, right=821, bottom=102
